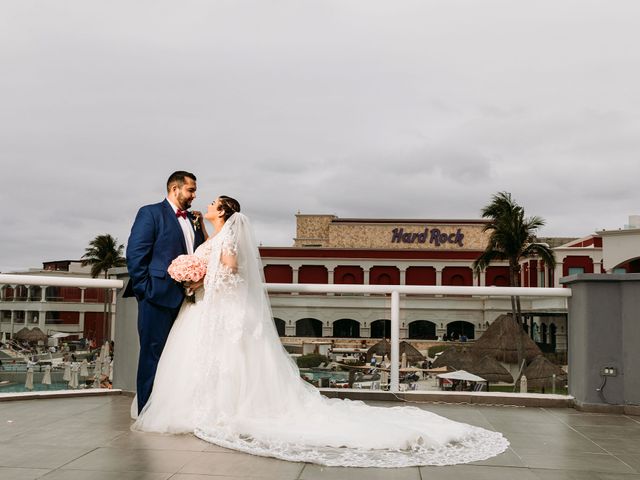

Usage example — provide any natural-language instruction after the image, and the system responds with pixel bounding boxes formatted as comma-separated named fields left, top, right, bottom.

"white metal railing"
left=266, top=283, right=571, bottom=392
left=0, top=274, right=123, bottom=289
left=2, top=275, right=571, bottom=394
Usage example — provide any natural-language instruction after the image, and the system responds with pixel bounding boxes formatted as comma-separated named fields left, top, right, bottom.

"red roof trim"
left=259, top=247, right=482, bottom=260
left=332, top=218, right=490, bottom=225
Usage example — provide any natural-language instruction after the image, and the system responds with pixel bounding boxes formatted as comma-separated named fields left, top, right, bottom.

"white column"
left=554, top=263, right=564, bottom=288
left=363, top=268, right=370, bottom=285
left=23, top=310, right=28, bottom=325
left=26, top=286, right=31, bottom=302
left=390, top=291, right=400, bottom=393
left=10, top=310, right=15, bottom=336
left=544, top=264, right=550, bottom=288
left=477, top=270, right=486, bottom=287
left=80, top=288, right=86, bottom=304
left=290, top=267, right=300, bottom=296
left=40, top=286, right=48, bottom=303
left=362, top=268, right=370, bottom=296
left=12, top=285, right=17, bottom=302
left=399, top=267, right=406, bottom=285
left=592, top=260, right=600, bottom=274
left=435, top=268, right=443, bottom=286
left=79, top=311, right=85, bottom=334
left=109, top=288, right=117, bottom=341
left=326, top=265, right=335, bottom=296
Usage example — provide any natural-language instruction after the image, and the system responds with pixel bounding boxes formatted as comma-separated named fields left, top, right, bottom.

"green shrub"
left=296, top=354, right=330, bottom=368
left=427, top=344, right=450, bottom=357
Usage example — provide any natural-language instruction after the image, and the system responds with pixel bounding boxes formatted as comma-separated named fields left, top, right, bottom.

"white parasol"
left=41, top=365, right=52, bottom=385
left=437, top=370, right=486, bottom=382
left=25, top=367, right=34, bottom=390
left=92, top=359, right=101, bottom=388
left=62, top=362, right=71, bottom=382
left=80, top=359, right=89, bottom=377
left=69, top=364, right=79, bottom=389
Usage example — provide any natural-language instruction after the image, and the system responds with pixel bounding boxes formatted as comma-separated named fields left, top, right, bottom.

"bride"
left=132, top=196, right=509, bottom=467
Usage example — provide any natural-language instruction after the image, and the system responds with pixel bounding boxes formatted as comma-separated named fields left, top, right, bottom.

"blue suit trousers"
left=136, top=298, right=181, bottom=413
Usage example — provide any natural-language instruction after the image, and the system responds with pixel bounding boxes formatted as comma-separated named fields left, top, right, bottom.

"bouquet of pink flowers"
left=167, top=255, right=208, bottom=302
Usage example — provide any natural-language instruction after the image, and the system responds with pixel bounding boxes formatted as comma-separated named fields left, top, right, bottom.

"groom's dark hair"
left=166, top=171, right=197, bottom=192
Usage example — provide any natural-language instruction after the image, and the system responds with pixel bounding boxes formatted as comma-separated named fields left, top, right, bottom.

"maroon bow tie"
left=176, top=209, right=188, bottom=219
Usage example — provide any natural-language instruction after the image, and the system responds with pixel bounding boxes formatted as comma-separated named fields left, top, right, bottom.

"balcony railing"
left=266, top=283, right=571, bottom=392
left=2, top=274, right=572, bottom=395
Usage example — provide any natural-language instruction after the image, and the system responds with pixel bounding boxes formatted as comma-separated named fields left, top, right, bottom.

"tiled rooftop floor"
left=1, top=393, right=640, bottom=480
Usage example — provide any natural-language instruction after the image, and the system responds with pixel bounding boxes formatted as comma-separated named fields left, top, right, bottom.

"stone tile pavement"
left=1, top=394, right=639, bottom=480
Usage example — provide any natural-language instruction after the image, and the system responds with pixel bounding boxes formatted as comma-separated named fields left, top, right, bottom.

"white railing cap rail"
left=0, top=275, right=571, bottom=297
left=0, top=274, right=123, bottom=289
left=266, top=283, right=572, bottom=297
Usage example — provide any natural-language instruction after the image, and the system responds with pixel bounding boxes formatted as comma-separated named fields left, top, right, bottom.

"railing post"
left=390, top=290, right=400, bottom=393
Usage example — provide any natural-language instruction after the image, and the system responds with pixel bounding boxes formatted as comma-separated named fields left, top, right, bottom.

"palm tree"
left=81, top=234, right=126, bottom=342
left=473, top=192, right=556, bottom=368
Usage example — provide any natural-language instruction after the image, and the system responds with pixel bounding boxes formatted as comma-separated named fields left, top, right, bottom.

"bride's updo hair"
left=217, top=196, right=241, bottom=221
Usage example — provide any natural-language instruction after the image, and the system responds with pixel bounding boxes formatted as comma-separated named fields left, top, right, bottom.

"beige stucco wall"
left=294, top=215, right=335, bottom=247
left=294, top=215, right=490, bottom=250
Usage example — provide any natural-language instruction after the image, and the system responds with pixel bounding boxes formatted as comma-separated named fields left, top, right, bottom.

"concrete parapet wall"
left=562, top=273, right=640, bottom=410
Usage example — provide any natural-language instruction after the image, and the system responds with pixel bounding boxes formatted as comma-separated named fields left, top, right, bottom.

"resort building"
left=0, top=261, right=112, bottom=345
left=258, top=214, right=640, bottom=352
left=2, top=215, right=637, bottom=353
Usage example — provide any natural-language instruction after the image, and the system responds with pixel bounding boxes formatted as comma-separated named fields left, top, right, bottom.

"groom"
left=125, top=171, right=206, bottom=413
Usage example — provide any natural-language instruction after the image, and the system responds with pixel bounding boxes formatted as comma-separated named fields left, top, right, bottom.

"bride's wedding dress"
left=132, top=213, right=509, bottom=467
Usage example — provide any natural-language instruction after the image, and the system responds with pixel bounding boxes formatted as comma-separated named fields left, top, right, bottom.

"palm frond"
left=81, top=234, right=126, bottom=278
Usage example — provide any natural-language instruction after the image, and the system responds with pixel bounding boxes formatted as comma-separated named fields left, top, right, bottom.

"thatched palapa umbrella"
left=472, top=314, right=542, bottom=365
left=13, top=327, right=30, bottom=342
left=521, top=355, right=567, bottom=390
left=366, top=339, right=390, bottom=361
left=25, top=327, right=47, bottom=344
left=432, top=347, right=513, bottom=384
left=431, top=346, right=476, bottom=371
left=14, top=327, right=47, bottom=344
left=399, top=342, right=425, bottom=363
left=366, top=339, right=424, bottom=364
left=471, top=355, right=513, bottom=384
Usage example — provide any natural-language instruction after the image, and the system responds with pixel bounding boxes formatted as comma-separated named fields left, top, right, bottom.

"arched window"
left=273, top=318, right=286, bottom=337
left=341, top=273, right=356, bottom=284
left=370, top=319, right=391, bottom=338
left=408, top=320, right=436, bottom=340
left=549, top=323, right=557, bottom=350
left=333, top=319, right=360, bottom=338
left=295, top=318, right=322, bottom=337
left=446, top=321, right=475, bottom=340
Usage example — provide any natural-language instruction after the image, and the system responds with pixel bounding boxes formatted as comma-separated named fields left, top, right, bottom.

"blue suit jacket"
left=125, top=199, right=206, bottom=309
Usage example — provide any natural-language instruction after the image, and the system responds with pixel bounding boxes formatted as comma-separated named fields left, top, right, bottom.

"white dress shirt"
left=166, top=198, right=195, bottom=255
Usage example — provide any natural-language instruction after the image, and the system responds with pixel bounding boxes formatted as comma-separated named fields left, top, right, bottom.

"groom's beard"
left=177, top=196, right=193, bottom=210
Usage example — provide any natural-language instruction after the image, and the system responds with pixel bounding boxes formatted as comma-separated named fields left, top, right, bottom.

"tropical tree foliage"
left=81, top=234, right=126, bottom=278
left=473, top=192, right=556, bottom=368
left=81, top=234, right=126, bottom=341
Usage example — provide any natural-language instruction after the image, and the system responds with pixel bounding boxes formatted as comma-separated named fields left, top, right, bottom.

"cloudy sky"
left=1, top=1, right=639, bottom=271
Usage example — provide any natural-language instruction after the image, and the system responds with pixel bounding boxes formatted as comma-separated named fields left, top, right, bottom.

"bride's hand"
left=192, top=211, right=209, bottom=240
left=186, top=279, right=205, bottom=292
